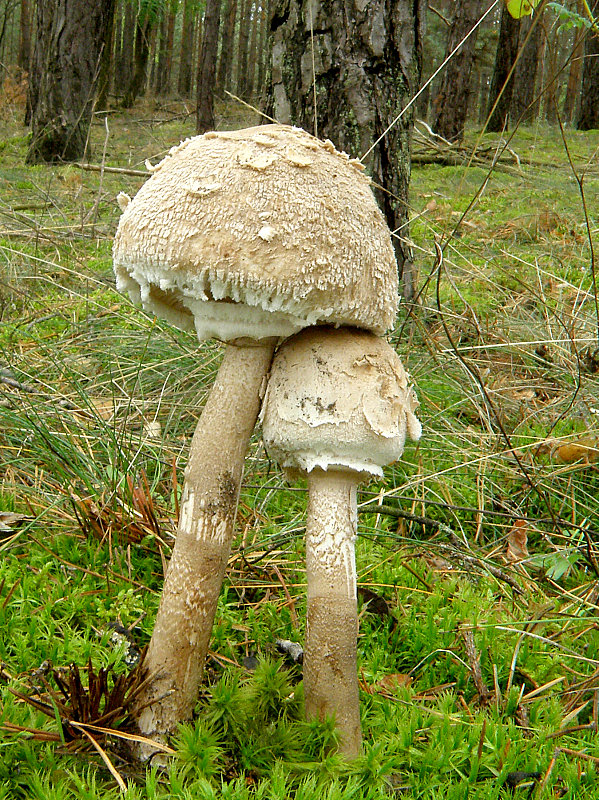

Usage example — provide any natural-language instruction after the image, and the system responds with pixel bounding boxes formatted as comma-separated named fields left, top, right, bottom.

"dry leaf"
left=506, top=519, right=529, bottom=563
left=552, top=441, right=599, bottom=464
left=0, top=511, right=27, bottom=532
left=377, top=673, right=413, bottom=693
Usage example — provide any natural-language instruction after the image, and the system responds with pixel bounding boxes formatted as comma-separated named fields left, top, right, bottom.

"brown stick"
left=74, top=162, right=148, bottom=177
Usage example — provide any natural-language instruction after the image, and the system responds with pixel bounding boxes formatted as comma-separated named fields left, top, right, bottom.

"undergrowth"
left=1, top=96, right=599, bottom=798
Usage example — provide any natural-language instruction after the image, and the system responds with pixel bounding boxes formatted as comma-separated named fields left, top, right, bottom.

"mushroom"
left=260, top=326, right=421, bottom=758
left=112, top=124, right=399, bottom=745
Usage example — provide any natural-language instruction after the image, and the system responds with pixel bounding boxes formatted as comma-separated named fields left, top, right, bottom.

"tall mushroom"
left=112, top=124, right=399, bottom=745
left=261, top=326, right=421, bottom=758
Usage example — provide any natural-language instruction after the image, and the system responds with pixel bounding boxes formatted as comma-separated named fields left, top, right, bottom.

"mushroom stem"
left=303, top=467, right=362, bottom=759
left=135, top=339, right=275, bottom=741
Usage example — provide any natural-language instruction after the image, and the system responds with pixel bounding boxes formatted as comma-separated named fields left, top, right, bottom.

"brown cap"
left=113, top=125, right=398, bottom=341
left=260, top=327, right=421, bottom=480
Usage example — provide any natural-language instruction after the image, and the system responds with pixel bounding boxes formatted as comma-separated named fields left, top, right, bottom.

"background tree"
left=270, top=0, right=426, bottom=300
left=217, top=0, right=238, bottom=94
left=17, top=0, right=31, bottom=73
left=486, top=3, right=520, bottom=131
left=432, top=0, right=485, bottom=142
left=562, top=4, right=586, bottom=123
left=576, top=7, right=599, bottom=129
left=510, top=7, right=544, bottom=123
left=196, top=0, right=222, bottom=132
left=122, top=2, right=158, bottom=108
left=26, top=0, right=115, bottom=163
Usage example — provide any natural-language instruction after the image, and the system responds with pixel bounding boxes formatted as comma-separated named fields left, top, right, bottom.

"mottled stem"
left=135, top=339, right=275, bottom=745
left=303, top=468, right=362, bottom=759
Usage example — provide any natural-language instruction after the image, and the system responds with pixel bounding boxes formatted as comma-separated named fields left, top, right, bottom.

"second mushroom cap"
left=261, top=326, right=421, bottom=480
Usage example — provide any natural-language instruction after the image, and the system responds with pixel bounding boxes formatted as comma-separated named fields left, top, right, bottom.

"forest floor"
left=1, top=84, right=599, bottom=799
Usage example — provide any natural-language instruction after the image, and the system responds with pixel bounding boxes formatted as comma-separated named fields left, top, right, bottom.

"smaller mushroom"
left=260, top=326, right=421, bottom=758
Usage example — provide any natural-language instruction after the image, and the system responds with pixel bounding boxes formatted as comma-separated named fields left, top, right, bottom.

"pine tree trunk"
left=236, top=0, right=252, bottom=98
left=178, top=0, right=196, bottom=96
left=116, top=0, right=135, bottom=94
left=432, top=0, right=481, bottom=142
left=246, top=1, right=260, bottom=97
left=155, top=10, right=169, bottom=95
left=270, top=0, right=426, bottom=301
left=510, top=10, right=543, bottom=123
left=18, top=0, right=31, bottom=73
left=255, top=0, right=271, bottom=98
left=196, top=0, right=222, bottom=133
left=26, top=0, right=115, bottom=163
left=122, top=13, right=153, bottom=108
left=542, top=26, right=559, bottom=123
left=576, top=8, right=599, bottom=130
left=486, top=5, right=520, bottom=132
left=562, top=8, right=585, bottom=123
left=216, top=0, right=238, bottom=93
left=96, top=1, right=116, bottom=112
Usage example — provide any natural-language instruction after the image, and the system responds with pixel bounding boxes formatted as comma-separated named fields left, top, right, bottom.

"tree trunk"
left=236, top=0, right=252, bottom=98
left=542, top=25, right=559, bottom=123
left=216, top=0, right=238, bottom=93
left=486, top=4, right=520, bottom=132
left=576, top=12, right=599, bottom=130
left=26, top=0, right=115, bottom=163
left=196, top=0, right=222, bottom=133
left=178, top=0, right=196, bottom=96
left=270, top=0, right=426, bottom=301
left=122, top=12, right=153, bottom=108
left=96, top=1, right=116, bottom=112
left=562, top=7, right=585, bottom=123
left=255, top=0, right=271, bottom=99
left=115, top=0, right=135, bottom=94
left=18, top=0, right=31, bottom=73
left=510, top=9, right=543, bottom=124
left=432, top=0, right=482, bottom=142
left=245, top=1, right=260, bottom=97
left=155, top=9, right=168, bottom=95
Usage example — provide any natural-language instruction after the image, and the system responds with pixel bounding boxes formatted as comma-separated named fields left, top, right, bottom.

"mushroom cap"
left=113, top=124, right=398, bottom=342
left=260, top=327, right=421, bottom=480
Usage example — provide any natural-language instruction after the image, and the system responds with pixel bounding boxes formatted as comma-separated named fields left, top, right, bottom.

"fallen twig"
left=74, top=162, right=148, bottom=177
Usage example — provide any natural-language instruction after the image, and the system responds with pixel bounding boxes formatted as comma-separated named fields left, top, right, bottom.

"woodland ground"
left=0, top=83, right=599, bottom=799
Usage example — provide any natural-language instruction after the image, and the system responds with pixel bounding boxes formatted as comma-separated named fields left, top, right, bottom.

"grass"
left=1, top=83, right=599, bottom=797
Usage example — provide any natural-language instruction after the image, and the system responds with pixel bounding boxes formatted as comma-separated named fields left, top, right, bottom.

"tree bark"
left=255, top=0, right=271, bottom=99
left=562, top=7, right=585, bottom=123
left=236, top=0, right=252, bottom=98
left=510, top=10, right=543, bottom=124
left=576, top=11, right=599, bottom=130
left=18, top=0, right=31, bottom=74
left=178, top=0, right=196, bottom=96
left=246, top=1, right=260, bottom=97
left=270, top=0, right=426, bottom=301
left=486, top=4, right=520, bottom=132
left=122, top=12, right=154, bottom=108
left=216, top=0, right=238, bottom=94
left=96, top=1, right=116, bottom=112
left=432, top=0, right=483, bottom=142
left=115, top=0, right=135, bottom=95
left=26, top=0, right=115, bottom=163
left=196, top=0, right=222, bottom=133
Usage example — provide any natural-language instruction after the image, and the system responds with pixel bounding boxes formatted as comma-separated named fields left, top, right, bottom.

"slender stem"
left=135, top=340, right=275, bottom=742
left=303, top=468, right=362, bottom=759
